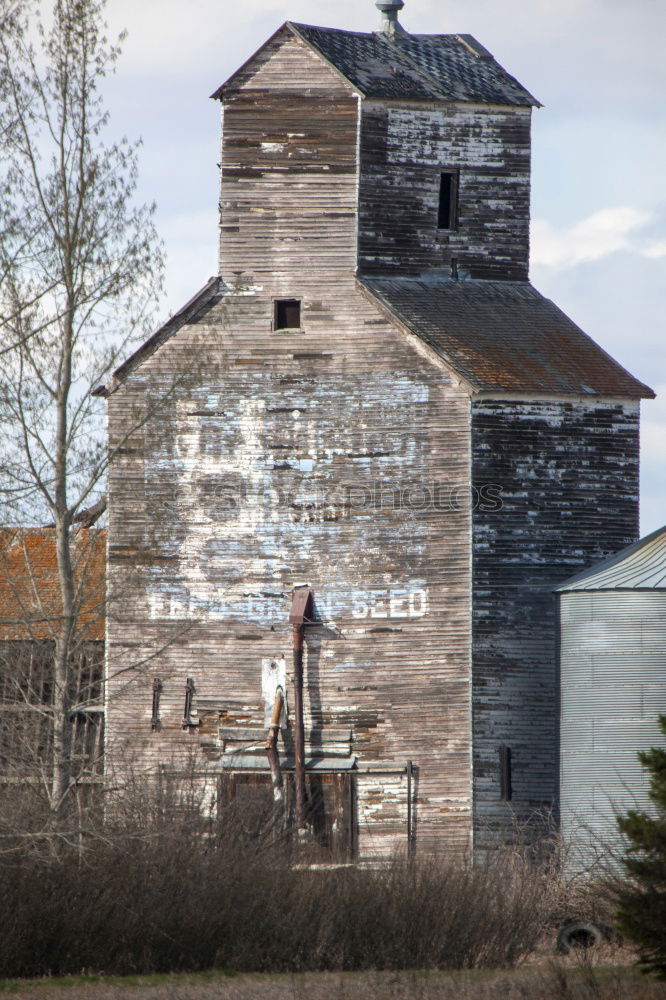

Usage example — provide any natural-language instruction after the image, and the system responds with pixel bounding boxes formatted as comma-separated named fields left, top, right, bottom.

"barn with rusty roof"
left=98, top=0, right=653, bottom=858
left=0, top=528, right=105, bottom=793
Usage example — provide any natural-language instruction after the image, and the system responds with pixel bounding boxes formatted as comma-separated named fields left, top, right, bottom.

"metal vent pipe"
left=376, top=0, right=406, bottom=36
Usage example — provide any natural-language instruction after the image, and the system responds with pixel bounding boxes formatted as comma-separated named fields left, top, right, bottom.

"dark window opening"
left=499, top=745, right=512, bottom=801
left=151, top=678, right=163, bottom=732
left=219, top=771, right=355, bottom=860
left=274, top=299, right=301, bottom=330
left=0, top=640, right=104, bottom=782
left=438, top=171, right=458, bottom=230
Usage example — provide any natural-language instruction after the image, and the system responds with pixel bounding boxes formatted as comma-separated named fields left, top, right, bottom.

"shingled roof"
left=0, top=529, right=105, bottom=642
left=214, top=22, right=540, bottom=107
left=101, top=275, right=653, bottom=400
left=361, top=277, right=654, bottom=398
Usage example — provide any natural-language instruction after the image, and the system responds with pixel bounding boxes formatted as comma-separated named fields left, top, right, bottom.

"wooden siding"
left=106, top=276, right=473, bottom=857
left=470, top=398, right=640, bottom=850
left=358, top=102, right=531, bottom=280
left=221, top=28, right=355, bottom=95
left=219, top=33, right=358, bottom=284
left=219, top=35, right=532, bottom=285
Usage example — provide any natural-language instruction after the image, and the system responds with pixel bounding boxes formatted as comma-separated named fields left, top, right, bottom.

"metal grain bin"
left=556, top=526, right=666, bottom=874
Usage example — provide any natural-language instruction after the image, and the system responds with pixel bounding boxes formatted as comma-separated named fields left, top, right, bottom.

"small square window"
left=438, top=171, right=459, bottom=230
left=274, top=299, right=301, bottom=330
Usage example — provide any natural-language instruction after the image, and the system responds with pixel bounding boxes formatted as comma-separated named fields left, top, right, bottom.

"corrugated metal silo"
left=556, top=526, right=666, bottom=873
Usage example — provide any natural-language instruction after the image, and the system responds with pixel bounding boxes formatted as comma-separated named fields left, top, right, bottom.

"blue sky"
left=103, top=0, right=664, bottom=534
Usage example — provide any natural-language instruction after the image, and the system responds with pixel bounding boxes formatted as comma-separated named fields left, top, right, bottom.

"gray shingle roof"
left=555, top=526, right=666, bottom=591
left=290, top=24, right=539, bottom=106
left=360, top=277, right=654, bottom=398
left=214, top=22, right=540, bottom=107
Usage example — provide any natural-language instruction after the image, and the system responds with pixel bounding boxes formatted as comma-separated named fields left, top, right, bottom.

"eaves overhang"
left=555, top=525, right=666, bottom=593
left=92, top=277, right=223, bottom=398
left=358, top=275, right=655, bottom=400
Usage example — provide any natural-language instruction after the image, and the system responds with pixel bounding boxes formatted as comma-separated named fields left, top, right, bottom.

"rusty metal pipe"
left=289, top=586, right=313, bottom=833
left=293, top=625, right=307, bottom=829
left=406, top=759, right=414, bottom=858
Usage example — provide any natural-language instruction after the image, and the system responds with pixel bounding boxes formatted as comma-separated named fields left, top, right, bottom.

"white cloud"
left=108, top=0, right=366, bottom=75
left=643, top=241, right=666, bottom=260
left=531, top=207, right=666, bottom=270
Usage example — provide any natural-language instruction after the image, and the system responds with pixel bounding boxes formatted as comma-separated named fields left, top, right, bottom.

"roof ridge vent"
left=375, top=0, right=407, bottom=37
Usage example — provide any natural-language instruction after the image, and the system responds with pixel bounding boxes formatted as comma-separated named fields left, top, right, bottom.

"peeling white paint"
left=144, top=373, right=432, bottom=625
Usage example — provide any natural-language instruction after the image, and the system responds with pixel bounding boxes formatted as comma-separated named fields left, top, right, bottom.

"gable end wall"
left=105, top=279, right=474, bottom=858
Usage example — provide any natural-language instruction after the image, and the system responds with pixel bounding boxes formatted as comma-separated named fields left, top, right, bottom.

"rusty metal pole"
left=289, top=586, right=313, bottom=833
left=293, top=623, right=307, bottom=830
left=406, top=760, right=414, bottom=858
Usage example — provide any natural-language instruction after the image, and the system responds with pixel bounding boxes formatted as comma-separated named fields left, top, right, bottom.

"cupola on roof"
left=375, top=0, right=406, bottom=37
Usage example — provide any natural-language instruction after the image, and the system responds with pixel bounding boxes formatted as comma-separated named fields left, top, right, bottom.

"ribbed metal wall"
left=560, top=590, right=666, bottom=873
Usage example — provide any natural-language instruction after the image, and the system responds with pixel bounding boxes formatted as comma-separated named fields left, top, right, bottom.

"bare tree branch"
left=0, top=0, right=165, bottom=817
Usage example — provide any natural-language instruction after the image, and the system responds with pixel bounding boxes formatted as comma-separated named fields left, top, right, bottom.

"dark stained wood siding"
left=470, top=398, right=640, bottom=849
left=358, top=102, right=532, bottom=280
left=106, top=277, right=473, bottom=857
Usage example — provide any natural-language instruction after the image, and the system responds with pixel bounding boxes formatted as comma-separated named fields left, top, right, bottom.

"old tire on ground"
left=556, top=920, right=605, bottom=954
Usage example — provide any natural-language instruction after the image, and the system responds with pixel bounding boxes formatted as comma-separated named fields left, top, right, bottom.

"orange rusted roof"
left=0, top=529, right=105, bottom=642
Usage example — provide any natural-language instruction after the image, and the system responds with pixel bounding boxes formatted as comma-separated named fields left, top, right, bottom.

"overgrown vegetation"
left=0, top=772, right=566, bottom=980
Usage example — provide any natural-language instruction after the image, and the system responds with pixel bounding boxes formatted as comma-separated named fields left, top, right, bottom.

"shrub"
left=615, top=714, right=666, bottom=977
left=0, top=773, right=563, bottom=978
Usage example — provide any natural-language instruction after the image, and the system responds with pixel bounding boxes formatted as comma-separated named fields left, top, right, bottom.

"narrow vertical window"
left=183, top=677, right=196, bottom=728
left=438, top=171, right=458, bottom=230
left=151, top=678, right=163, bottom=732
left=274, top=299, right=301, bottom=330
left=499, top=745, right=512, bottom=801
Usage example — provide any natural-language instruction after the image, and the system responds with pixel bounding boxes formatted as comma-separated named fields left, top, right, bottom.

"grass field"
left=2, top=962, right=666, bottom=1000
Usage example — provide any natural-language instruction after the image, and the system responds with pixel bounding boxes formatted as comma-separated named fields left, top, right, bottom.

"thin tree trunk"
left=51, top=515, right=74, bottom=812
left=51, top=299, right=75, bottom=814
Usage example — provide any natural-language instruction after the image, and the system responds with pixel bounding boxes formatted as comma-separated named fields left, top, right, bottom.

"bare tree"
left=0, top=0, right=164, bottom=816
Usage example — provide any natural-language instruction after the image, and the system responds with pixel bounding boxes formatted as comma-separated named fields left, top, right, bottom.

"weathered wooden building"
left=100, top=1, right=653, bottom=857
